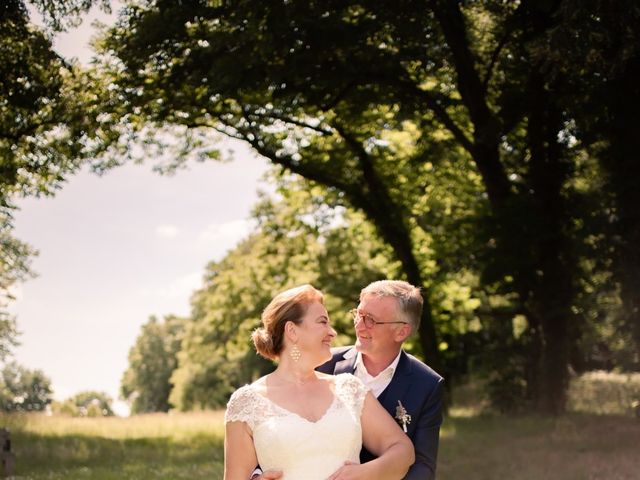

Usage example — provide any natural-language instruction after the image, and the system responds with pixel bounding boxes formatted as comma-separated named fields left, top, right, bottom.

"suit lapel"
left=332, top=348, right=412, bottom=415
left=378, top=351, right=412, bottom=415
left=333, top=348, right=357, bottom=374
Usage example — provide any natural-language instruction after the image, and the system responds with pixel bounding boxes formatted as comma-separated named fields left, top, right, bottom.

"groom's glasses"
left=350, top=309, right=409, bottom=329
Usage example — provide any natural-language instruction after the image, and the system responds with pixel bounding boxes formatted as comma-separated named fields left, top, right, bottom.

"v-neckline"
left=258, top=390, right=338, bottom=424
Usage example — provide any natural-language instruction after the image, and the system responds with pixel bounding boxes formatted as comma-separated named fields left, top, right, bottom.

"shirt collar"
left=352, top=349, right=402, bottom=378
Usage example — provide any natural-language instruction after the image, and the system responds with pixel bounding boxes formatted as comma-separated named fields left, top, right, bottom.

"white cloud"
left=197, top=219, right=253, bottom=244
left=139, top=271, right=203, bottom=300
left=198, top=220, right=252, bottom=243
left=155, top=224, right=180, bottom=238
left=168, top=272, right=203, bottom=297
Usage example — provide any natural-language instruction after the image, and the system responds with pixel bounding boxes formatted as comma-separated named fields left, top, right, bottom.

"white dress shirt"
left=345, top=348, right=402, bottom=398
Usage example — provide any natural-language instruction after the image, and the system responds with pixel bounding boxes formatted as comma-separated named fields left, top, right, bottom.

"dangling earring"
left=290, top=343, right=301, bottom=362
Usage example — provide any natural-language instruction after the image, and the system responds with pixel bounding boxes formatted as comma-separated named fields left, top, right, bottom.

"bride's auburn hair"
left=252, top=284, right=324, bottom=361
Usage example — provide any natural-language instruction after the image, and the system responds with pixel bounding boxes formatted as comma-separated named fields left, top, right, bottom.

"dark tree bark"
left=600, top=56, right=640, bottom=368
left=525, top=74, right=575, bottom=413
left=431, top=1, right=577, bottom=413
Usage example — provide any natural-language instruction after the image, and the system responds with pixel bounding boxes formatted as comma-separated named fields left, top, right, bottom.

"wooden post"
left=0, top=428, right=14, bottom=478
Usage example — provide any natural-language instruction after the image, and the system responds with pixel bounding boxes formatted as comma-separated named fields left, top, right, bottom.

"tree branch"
left=242, top=108, right=333, bottom=135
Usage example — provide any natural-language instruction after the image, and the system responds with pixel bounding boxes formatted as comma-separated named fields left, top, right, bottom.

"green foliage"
left=89, top=0, right=591, bottom=413
left=0, top=2, right=97, bottom=202
left=169, top=171, right=397, bottom=409
left=121, top=315, right=185, bottom=414
left=0, top=311, right=19, bottom=362
left=0, top=1, right=113, bottom=328
left=2, top=0, right=637, bottom=416
left=0, top=362, right=52, bottom=412
left=27, top=0, right=111, bottom=32
left=51, top=390, right=115, bottom=417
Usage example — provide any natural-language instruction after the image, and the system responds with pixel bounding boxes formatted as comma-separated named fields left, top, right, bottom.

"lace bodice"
left=225, top=373, right=368, bottom=480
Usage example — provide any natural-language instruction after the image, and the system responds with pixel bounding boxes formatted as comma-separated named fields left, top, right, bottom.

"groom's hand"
left=251, top=470, right=283, bottom=479
left=326, top=461, right=364, bottom=480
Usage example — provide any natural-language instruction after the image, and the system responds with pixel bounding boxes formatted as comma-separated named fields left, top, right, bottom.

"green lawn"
left=3, top=412, right=225, bottom=479
left=439, top=410, right=640, bottom=479
left=4, top=410, right=639, bottom=479
left=3, top=372, right=640, bottom=479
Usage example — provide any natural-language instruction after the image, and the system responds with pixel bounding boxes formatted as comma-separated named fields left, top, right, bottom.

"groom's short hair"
left=360, top=280, right=423, bottom=333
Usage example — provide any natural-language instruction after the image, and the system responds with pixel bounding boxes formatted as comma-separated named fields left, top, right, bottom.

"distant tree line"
left=51, top=391, right=115, bottom=417
left=0, top=362, right=114, bottom=415
left=0, top=362, right=52, bottom=412
left=3, top=1, right=639, bottom=414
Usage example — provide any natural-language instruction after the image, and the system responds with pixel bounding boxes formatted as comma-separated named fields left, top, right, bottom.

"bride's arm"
left=224, top=421, right=259, bottom=480
left=360, top=392, right=414, bottom=478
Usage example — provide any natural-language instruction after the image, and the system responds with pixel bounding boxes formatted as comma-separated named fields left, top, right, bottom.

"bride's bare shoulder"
left=250, top=375, right=270, bottom=393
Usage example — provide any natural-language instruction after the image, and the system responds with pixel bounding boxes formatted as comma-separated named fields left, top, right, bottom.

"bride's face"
left=297, top=301, right=336, bottom=364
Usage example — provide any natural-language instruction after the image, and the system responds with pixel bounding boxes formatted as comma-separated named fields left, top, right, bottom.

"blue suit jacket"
left=317, top=346, right=444, bottom=480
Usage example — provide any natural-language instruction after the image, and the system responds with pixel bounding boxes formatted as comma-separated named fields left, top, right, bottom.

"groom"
left=257, top=280, right=444, bottom=480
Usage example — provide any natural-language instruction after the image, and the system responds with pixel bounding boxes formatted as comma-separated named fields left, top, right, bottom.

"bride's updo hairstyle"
left=252, top=284, right=324, bottom=361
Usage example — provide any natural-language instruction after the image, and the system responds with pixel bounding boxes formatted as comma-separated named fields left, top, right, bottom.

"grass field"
left=2, top=372, right=639, bottom=479
left=3, top=411, right=226, bottom=479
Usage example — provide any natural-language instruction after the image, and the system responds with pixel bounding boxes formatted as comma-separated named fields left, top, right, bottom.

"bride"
left=224, top=285, right=414, bottom=480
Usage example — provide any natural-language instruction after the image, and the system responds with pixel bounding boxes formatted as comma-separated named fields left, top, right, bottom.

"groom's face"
left=354, top=294, right=404, bottom=359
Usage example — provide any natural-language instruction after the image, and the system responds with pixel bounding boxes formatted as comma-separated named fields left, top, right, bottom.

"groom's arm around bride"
left=250, top=280, right=444, bottom=480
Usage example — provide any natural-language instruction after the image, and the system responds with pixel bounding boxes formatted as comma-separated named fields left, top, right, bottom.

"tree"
left=0, top=362, right=52, bottom=411
left=94, top=0, right=608, bottom=413
left=121, top=315, right=185, bottom=413
left=169, top=171, right=397, bottom=409
left=73, top=390, right=114, bottom=416
left=1, top=0, right=110, bottom=332
left=539, top=0, right=640, bottom=369
left=52, top=390, right=114, bottom=416
left=1, top=0, right=112, bottom=210
left=169, top=168, right=484, bottom=408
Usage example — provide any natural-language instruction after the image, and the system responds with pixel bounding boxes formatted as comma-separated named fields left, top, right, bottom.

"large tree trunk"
left=600, top=56, right=640, bottom=367
left=432, top=0, right=577, bottom=412
left=525, top=79, right=575, bottom=413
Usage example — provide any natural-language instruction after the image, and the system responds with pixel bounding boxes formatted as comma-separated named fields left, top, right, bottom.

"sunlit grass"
left=1, top=372, right=639, bottom=479
left=438, top=371, right=640, bottom=479
left=3, top=411, right=226, bottom=480
left=3, top=410, right=225, bottom=439
left=568, top=371, right=640, bottom=416
left=439, top=413, right=640, bottom=480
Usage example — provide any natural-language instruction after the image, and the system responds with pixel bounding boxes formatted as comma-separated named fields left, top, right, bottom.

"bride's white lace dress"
left=225, top=373, right=368, bottom=480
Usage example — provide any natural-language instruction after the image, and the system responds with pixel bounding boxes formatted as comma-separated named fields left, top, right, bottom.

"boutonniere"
left=395, top=400, right=411, bottom=433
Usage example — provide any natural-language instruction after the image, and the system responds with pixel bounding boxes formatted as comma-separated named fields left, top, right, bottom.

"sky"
left=8, top=3, right=271, bottom=415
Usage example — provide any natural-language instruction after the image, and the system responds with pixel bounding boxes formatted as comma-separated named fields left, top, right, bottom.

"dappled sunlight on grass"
left=2, top=373, right=639, bottom=479
left=438, top=371, right=640, bottom=479
left=568, top=371, right=640, bottom=417
left=439, top=412, right=640, bottom=480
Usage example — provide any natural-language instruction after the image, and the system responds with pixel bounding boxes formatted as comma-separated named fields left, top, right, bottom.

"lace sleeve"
left=335, top=373, right=368, bottom=417
left=225, top=385, right=258, bottom=430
